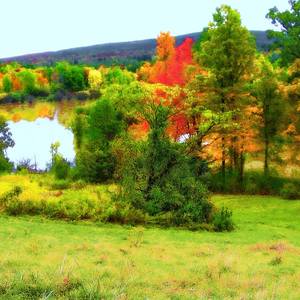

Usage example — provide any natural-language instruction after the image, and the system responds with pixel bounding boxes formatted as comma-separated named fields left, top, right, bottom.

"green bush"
left=280, top=183, right=300, bottom=200
left=0, top=185, right=146, bottom=225
left=51, top=155, right=71, bottom=180
left=212, top=207, right=234, bottom=232
left=0, top=186, right=23, bottom=206
left=73, top=99, right=123, bottom=183
left=0, top=155, right=13, bottom=173
left=49, top=197, right=96, bottom=220
left=118, top=105, right=216, bottom=228
left=75, top=147, right=116, bottom=183
left=50, top=179, right=70, bottom=190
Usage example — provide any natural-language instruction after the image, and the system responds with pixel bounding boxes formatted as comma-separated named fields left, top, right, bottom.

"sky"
left=0, top=0, right=290, bottom=59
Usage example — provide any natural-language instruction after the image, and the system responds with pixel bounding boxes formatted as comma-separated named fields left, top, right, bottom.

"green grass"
left=0, top=195, right=299, bottom=299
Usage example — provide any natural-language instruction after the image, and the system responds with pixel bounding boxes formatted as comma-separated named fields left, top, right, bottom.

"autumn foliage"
left=139, top=32, right=194, bottom=86
left=136, top=33, right=199, bottom=140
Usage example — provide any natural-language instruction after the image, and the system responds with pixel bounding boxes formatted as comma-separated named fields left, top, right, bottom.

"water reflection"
left=6, top=114, right=75, bottom=170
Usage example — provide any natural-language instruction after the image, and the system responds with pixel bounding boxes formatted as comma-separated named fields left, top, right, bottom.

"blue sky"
left=0, top=0, right=290, bottom=58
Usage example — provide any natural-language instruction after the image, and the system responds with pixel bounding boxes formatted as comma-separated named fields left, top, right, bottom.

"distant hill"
left=0, top=31, right=272, bottom=66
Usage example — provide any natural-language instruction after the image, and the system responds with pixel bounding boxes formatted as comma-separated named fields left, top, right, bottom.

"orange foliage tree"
left=137, top=32, right=200, bottom=140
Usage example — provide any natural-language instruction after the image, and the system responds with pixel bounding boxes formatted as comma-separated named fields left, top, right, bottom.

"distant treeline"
left=0, top=31, right=272, bottom=68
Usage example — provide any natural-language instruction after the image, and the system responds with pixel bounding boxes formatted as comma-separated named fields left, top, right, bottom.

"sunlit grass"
left=0, top=173, right=115, bottom=205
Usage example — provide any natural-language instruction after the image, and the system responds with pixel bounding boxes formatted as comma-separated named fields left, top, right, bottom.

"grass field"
left=0, top=194, right=299, bottom=299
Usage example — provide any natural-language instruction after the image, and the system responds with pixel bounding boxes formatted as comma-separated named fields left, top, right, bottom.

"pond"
left=1, top=100, right=94, bottom=170
left=6, top=115, right=75, bottom=170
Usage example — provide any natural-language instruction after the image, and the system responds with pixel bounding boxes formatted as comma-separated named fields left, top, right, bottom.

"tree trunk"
left=221, top=136, right=226, bottom=188
left=264, top=138, right=269, bottom=176
left=221, top=93, right=226, bottom=189
left=239, top=152, right=245, bottom=186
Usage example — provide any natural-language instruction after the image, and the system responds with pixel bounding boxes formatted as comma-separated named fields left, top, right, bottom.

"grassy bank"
left=0, top=194, right=299, bottom=299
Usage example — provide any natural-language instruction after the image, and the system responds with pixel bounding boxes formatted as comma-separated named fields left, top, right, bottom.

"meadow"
left=0, top=175, right=299, bottom=299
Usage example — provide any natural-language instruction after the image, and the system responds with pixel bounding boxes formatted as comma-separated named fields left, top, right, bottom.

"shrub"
left=280, top=183, right=300, bottom=200
left=75, top=147, right=116, bottom=183
left=51, top=155, right=71, bottom=180
left=212, top=207, right=234, bottom=232
left=118, top=105, right=215, bottom=228
left=5, top=198, right=42, bottom=216
left=0, top=184, right=148, bottom=224
left=0, top=186, right=23, bottom=207
left=50, top=179, right=70, bottom=190
left=0, top=155, right=13, bottom=173
left=54, top=197, right=96, bottom=220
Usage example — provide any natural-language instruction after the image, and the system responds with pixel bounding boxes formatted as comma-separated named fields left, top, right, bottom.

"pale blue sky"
left=0, top=0, right=289, bottom=58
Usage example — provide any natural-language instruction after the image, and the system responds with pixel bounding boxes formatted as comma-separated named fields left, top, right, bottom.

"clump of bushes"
left=0, top=154, right=13, bottom=173
left=212, top=207, right=234, bottom=232
left=51, top=155, right=71, bottom=180
left=49, top=142, right=71, bottom=180
left=0, top=185, right=146, bottom=224
left=114, top=104, right=234, bottom=230
left=280, top=183, right=300, bottom=200
left=50, top=179, right=70, bottom=190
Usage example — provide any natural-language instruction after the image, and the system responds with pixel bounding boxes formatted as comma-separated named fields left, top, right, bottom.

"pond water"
left=6, top=114, right=75, bottom=170
left=0, top=101, right=89, bottom=170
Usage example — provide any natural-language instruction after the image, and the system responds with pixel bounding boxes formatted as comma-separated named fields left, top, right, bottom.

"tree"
left=74, top=99, right=124, bottom=182
left=87, top=99, right=123, bottom=144
left=56, top=62, right=86, bottom=92
left=266, top=0, right=300, bottom=66
left=0, top=115, right=14, bottom=172
left=118, top=101, right=214, bottom=226
left=87, top=69, right=102, bottom=90
left=50, top=141, right=60, bottom=167
left=253, top=57, right=286, bottom=175
left=139, top=33, right=195, bottom=86
left=49, top=142, right=70, bottom=179
left=156, top=32, right=175, bottom=61
left=197, top=5, right=256, bottom=184
left=137, top=34, right=200, bottom=141
left=18, top=70, right=36, bottom=94
left=283, top=59, right=300, bottom=165
left=2, top=75, right=12, bottom=93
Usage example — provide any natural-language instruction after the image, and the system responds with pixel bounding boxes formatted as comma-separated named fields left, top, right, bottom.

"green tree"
left=0, top=115, right=14, bottom=172
left=56, top=62, right=86, bottom=92
left=18, top=70, right=36, bottom=94
left=2, top=75, right=12, bottom=93
left=50, top=141, right=60, bottom=167
left=72, top=110, right=86, bottom=150
left=75, top=99, right=124, bottom=183
left=118, top=102, right=215, bottom=226
left=87, top=98, right=123, bottom=144
left=253, top=57, right=286, bottom=175
left=266, top=0, right=300, bottom=66
left=104, top=67, right=134, bottom=85
left=49, top=142, right=70, bottom=179
left=197, top=5, right=256, bottom=184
